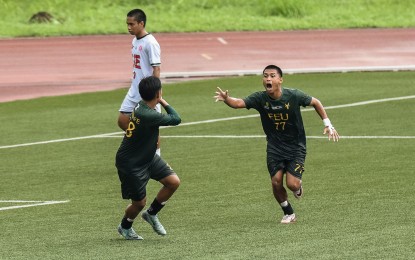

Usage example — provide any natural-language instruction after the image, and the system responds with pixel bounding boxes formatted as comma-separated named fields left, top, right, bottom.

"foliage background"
left=0, top=0, right=414, bottom=37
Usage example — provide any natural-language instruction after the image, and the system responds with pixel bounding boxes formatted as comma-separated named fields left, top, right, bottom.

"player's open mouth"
left=266, top=83, right=272, bottom=89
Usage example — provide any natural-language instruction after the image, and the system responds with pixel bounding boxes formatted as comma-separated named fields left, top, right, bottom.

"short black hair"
left=139, top=76, right=162, bottom=101
left=263, top=65, right=283, bottom=77
left=127, top=9, right=146, bottom=27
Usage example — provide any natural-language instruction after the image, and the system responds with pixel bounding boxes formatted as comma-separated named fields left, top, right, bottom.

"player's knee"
left=167, top=175, right=180, bottom=190
left=131, top=199, right=146, bottom=209
left=271, top=179, right=283, bottom=191
left=286, top=180, right=301, bottom=192
left=271, top=173, right=283, bottom=188
left=172, top=176, right=181, bottom=189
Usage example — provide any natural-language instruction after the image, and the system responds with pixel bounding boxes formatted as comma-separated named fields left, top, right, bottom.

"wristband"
left=323, top=118, right=332, bottom=127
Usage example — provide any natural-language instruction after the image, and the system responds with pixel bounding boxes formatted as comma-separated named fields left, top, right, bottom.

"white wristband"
left=323, top=118, right=332, bottom=127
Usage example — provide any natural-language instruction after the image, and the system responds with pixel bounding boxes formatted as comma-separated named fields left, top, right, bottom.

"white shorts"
left=119, top=94, right=161, bottom=114
left=119, top=95, right=139, bottom=113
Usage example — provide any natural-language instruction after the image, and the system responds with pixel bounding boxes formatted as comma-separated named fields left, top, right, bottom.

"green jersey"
left=116, top=100, right=181, bottom=168
left=243, top=87, right=312, bottom=159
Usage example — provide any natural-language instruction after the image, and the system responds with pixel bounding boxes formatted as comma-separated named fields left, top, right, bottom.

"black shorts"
left=117, top=155, right=175, bottom=201
left=267, top=155, right=305, bottom=179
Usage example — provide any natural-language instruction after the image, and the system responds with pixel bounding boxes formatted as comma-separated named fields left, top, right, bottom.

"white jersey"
left=119, top=33, right=161, bottom=113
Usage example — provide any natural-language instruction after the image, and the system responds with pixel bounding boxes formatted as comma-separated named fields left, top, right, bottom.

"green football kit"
left=243, top=87, right=312, bottom=178
left=116, top=100, right=181, bottom=200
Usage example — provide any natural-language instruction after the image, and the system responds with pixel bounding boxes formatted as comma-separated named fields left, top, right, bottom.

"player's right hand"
left=214, top=87, right=228, bottom=102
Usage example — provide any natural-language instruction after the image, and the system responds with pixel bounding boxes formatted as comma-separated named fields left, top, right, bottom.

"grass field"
left=0, top=71, right=414, bottom=259
left=1, top=0, right=415, bottom=37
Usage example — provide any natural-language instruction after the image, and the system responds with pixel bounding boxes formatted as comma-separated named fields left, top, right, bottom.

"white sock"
left=156, top=148, right=161, bottom=156
left=280, top=201, right=288, bottom=207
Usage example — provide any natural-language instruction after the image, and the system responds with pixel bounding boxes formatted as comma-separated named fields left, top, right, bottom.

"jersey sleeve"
left=296, top=89, right=312, bottom=107
left=142, top=105, right=181, bottom=127
left=148, top=39, right=161, bottom=66
left=243, top=91, right=262, bottom=110
left=161, top=105, right=181, bottom=126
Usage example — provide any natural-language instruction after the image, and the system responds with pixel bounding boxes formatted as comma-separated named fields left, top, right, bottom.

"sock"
left=156, top=148, right=161, bottom=156
left=121, top=216, right=134, bottom=229
left=147, top=199, right=165, bottom=215
left=280, top=201, right=294, bottom=215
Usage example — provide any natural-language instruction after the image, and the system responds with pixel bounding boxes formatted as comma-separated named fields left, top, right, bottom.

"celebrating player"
left=214, top=65, right=339, bottom=224
left=118, top=9, right=162, bottom=154
left=116, top=76, right=181, bottom=240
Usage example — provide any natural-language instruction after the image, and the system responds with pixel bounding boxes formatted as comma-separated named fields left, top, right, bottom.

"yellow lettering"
left=282, top=113, right=288, bottom=120
left=131, top=112, right=140, bottom=124
left=270, top=113, right=289, bottom=131
left=295, top=164, right=304, bottom=174
left=271, top=113, right=289, bottom=121
left=125, top=122, right=135, bottom=138
left=274, top=122, right=286, bottom=131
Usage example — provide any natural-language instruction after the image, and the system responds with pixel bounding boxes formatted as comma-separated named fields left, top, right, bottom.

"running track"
left=0, top=28, right=414, bottom=102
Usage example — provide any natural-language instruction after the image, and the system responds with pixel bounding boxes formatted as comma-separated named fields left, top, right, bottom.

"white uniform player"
left=119, top=34, right=161, bottom=114
left=119, top=9, right=162, bottom=155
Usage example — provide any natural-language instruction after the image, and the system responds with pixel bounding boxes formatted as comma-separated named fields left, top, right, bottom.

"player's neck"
left=269, top=87, right=283, bottom=99
left=145, top=99, right=158, bottom=109
left=136, top=30, right=149, bottom=39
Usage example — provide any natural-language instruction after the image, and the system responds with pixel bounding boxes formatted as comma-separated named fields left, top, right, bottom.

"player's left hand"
left=323, top=126, right=340, bottom=142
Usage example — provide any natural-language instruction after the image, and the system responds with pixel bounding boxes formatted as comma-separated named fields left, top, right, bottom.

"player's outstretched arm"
left=309, top=97, right=340, bottom=142
left=214, top=87, right=246, bottom=109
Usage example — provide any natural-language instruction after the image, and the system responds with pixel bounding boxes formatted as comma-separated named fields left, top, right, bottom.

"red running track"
left=0, top=28, right=414, bottom=102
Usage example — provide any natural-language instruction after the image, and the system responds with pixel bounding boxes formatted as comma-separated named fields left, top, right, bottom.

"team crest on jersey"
left=264, top=102, right=270, bottom=109
left=285, top=103, right=290, bottom=109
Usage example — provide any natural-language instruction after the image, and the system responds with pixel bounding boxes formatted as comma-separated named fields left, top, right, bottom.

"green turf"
left=1, top=0, right=414, bottom=37
left=1, top=71, right=414, bottom=259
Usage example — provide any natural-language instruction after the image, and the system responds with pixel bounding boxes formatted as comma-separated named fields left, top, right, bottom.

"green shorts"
left=117, top=154, right=175, bottom=201
left=267, top=155, right=305, bottom=179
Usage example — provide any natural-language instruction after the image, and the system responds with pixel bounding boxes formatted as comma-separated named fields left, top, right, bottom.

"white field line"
left=0, top=132, right=118, bottom=149
left=0, top=200, right=70, bottom=211
left=160, top=65, right=415, bottom=78
left=161, top=135, right=415, bottom=139
left=101, top=135, right=415, bottom=139
left=96, top=135, right=415, bottom=139
left=0, top=95, right=414, bottom=149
